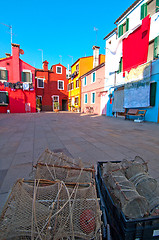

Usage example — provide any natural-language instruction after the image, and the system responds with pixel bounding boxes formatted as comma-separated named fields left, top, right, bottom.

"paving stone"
left=0, top=163, right=32, bottom=194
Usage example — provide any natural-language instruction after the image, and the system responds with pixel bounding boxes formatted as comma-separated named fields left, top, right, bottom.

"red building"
left=35, top=61, right=68, bottom=111
left=0, top=43, right=36, bottom=113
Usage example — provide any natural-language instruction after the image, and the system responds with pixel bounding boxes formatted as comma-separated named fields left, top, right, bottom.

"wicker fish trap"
left=0, top=179, right=102, bottom=240
left=34, top=163, right=95, bottom=184
left=37, top=148, right=92, bottom=169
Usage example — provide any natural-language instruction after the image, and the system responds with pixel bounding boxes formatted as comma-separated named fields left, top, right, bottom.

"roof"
left=80, top=62, right=105, bottom=79
left=114, top=0, right=141, bottom=24
left=71, top=55, right=93, bottom=68
left=103, top=28, right=117, bottom=40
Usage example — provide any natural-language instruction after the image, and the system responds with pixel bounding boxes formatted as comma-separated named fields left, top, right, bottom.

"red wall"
left=36, top=63, right=68, bottom=111
left=0, top=44, right=36, bottom=113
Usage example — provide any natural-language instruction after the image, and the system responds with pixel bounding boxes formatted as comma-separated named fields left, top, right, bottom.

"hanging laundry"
left=4, top=82, right=9, bottom=88
left=123, top=15, right=151, bottom=73
left=149, top=12, right=159, bottom=41
left=29, top=83, right=34, bottom=90
left=23, top=82, right=29, bottom=90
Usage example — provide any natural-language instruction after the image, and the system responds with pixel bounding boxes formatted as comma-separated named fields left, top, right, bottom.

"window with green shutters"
left=21, top=72, right=32, bottom=82
left=117, top=57, right=123, bottom=73
left=154, top=36, right=159, bottom=59
left=140, top=3, right=147, bottom=20
left=84, top=93, right=88, bottom=104
left=156, top=0, right=159, bottom=12
left=126, top=18, right=129, bottom=32
left=0, top=92, right=9, bottom=104
left=118, top=24, right=123, bottom=38
left=84, top=77, right=87, bottom=86
left=150, top=82, right=157, bottom=106
left=0, top=70, right=8, bottom=81
left=92, top=72, right=96, bottom=83
left=91, top=92, right=95, bottom=104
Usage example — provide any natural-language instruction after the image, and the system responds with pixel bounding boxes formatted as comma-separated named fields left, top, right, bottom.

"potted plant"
left=54, top=102, right=60, bottom=112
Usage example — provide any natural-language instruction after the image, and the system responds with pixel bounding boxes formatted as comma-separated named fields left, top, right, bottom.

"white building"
left=104, top=0, right=159, bottom=122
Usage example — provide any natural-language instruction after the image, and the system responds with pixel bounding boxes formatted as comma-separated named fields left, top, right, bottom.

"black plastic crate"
left=95, top=175, right=112, bottom=240
left=97, top=161, right=159, bottom=240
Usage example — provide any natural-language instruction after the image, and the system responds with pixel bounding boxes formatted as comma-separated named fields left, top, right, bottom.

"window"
left=147, top=0, right=156, bottom=16
left=84, top=93, right=88, bottom=104
left=71, top=82, right=74, bottom=90
left=84, top=77, right=87, bottom=86
left=91, top=92, right=95, bottom=104
left=140, top=3, right=147, bottom=20
left=75, top=97, right=79, bottom=105
left=22, top=71, right=32, bottom=83
left=157, top=0, right=159, bottom=12
left=154, top=35, right=159, bottom=59
left=76, top=79, right=79, bottom=88
left=0, top=91, right=9, bottom=105
left=118, top=18, right=129, bottom=38
left=150, top=82, right=157, bottom=106
left=76, top=63, right=79, bottom=73
left=118, top=57, right=123, bottom=73
left=37, top=78, right=44, bottom=88
left=92, top=72, right=96, bottom=83
left=0, top=69, right=8, bottom=81
left=58, top=80, right=64, bottom=90
left=147, top=40, right=154, bottom=61
left=56, top=66, right=62, bottom=74
left=67, top=83, right=71, bottom=91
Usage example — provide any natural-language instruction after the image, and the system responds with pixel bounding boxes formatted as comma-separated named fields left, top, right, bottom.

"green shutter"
left=156, top=0, right=159, bottom=12
left=150, top=82, right=157, bottom=106
left=6, top=70, right=8, bottom=80
left=21, top=72, right=25, bottom=82
left=6, top=92, right=9, bottom=104
left=140, top=3, right=147, bottom=20
left=85, top=94, right=87, bottom=103
left=154, top=36, right=159, bottom=59
left=126, top=18, right=129, bottom=32
left=118, top=24, right=123, bottom=37
left=119, top=57, right=123, bottom=73
left=145, top=3, right=147, bottom=17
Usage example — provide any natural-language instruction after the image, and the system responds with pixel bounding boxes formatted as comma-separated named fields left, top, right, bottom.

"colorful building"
left=35, top=61, right=68, bottom=111
left=104, top=0, right=159, bottom=123
left=0, top=43, right=36, bottom=113
left=81, top=62, right=106, bottom=115
left=67, top=46, right=105, bottom=112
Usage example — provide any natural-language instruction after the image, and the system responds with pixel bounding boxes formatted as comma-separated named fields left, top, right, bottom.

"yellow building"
left=68, top=46, right=105, bottom=111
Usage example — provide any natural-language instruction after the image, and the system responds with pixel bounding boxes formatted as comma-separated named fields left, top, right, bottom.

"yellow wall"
left=68, top=54, right=105, bottom=111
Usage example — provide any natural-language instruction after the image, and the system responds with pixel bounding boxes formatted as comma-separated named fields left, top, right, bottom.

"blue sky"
left=0, top=0, right=134, bottom=70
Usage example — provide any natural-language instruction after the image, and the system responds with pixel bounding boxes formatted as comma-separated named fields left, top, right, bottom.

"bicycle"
left=85, top=106, right=94, bottom=114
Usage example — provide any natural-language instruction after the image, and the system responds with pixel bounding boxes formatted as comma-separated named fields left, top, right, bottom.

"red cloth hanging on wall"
left=123, top=15, right=151, bottom=73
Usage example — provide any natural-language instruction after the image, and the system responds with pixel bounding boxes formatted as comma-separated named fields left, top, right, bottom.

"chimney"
left=5, top=53, right=11, bottom=58
left=43, top=60, right=49, bottom=71
left=93, top=46, right=100, bottom=68
left=12, top=43, right=20, bottom=83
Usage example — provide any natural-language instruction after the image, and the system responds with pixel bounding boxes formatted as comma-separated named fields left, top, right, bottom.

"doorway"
left=62, top=99, right=67, bottom=111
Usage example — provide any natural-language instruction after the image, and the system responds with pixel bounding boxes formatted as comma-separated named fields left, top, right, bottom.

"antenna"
left=59, top=55, right=62, bottom=64
left=68, top=55, right=73, bottom=65
left=0, top=23, right=13, bottom=53
left=94, top=27, right=98, bottom=45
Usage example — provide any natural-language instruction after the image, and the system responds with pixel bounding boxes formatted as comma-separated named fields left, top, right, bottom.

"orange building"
left=68, top=46, right=105, bottom=111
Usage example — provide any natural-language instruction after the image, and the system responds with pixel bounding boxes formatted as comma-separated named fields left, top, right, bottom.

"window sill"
left=0, top=103, right=8, bottom=106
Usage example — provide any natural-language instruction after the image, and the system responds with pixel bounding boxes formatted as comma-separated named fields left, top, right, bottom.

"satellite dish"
left=20, top=49, right=24, bottom=55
